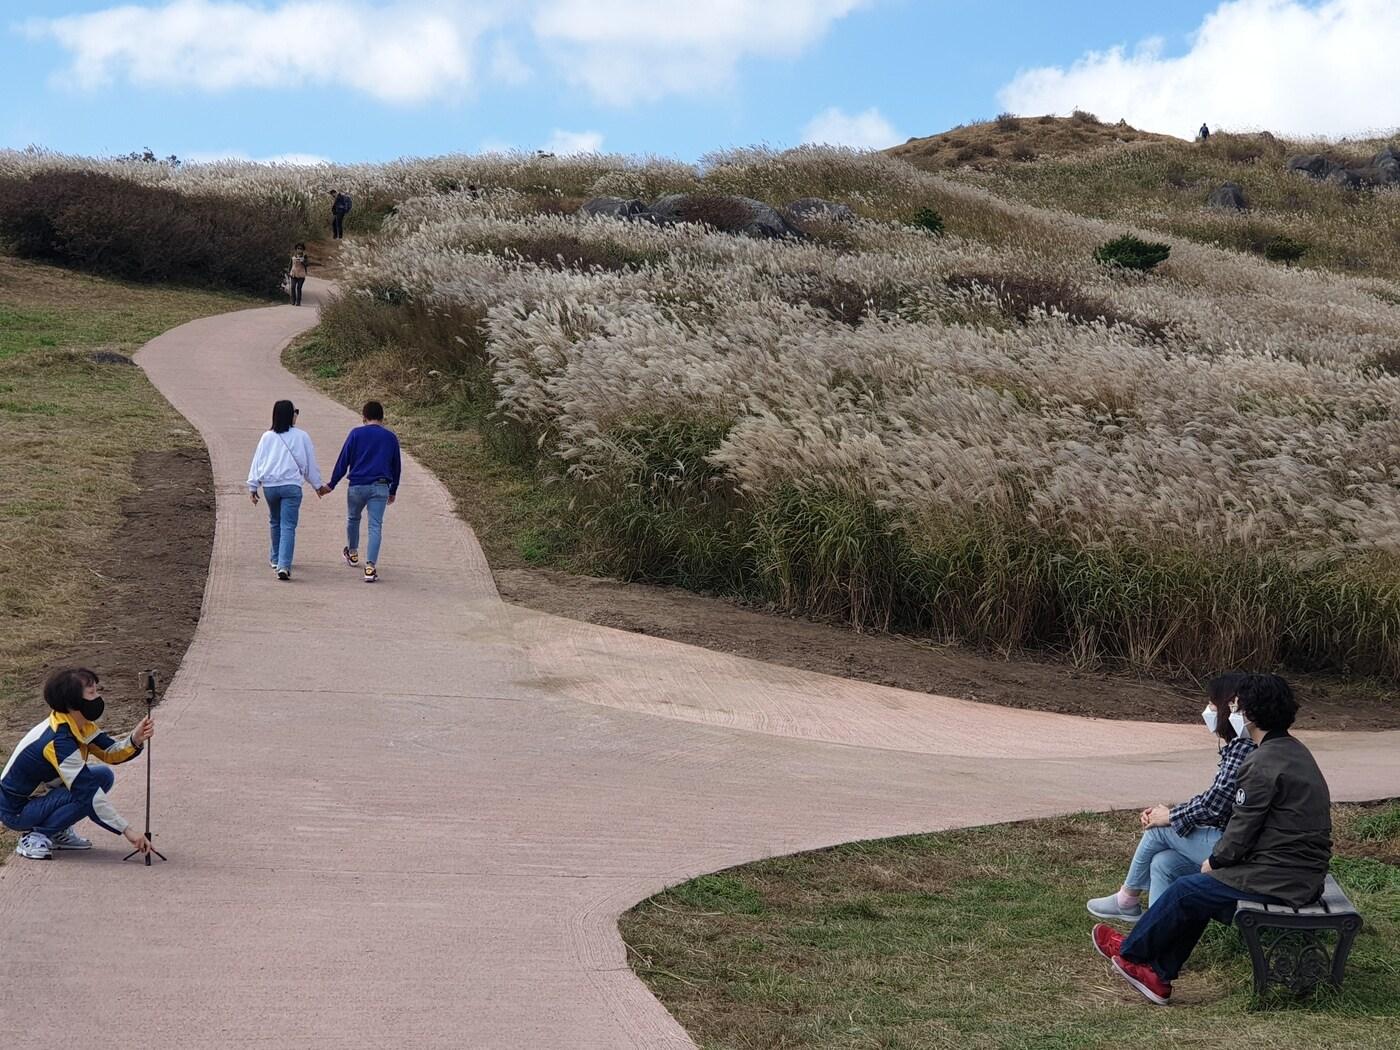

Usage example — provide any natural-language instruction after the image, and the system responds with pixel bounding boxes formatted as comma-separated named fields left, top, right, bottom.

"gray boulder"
left=1328, top=168, right=1366, bottom=190
left=1370, top=146, right=1400, bottom=184
left=1287, top=154, right=1342, bottom=179
left=1206, top=182, right=1248, bottom=210
left=579, top=196, right=645, bottom=219
left=785, top=197, right=857, bottom=223
left=640, top=193, right=802, bottom=239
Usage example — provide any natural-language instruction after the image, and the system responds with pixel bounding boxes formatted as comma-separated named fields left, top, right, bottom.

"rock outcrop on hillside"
left=579, top=196, right=645, bottom=218
left=1287, top=147, right=1400, bottom=188
left=1207, top=182, right=1248, bottom=210
left=640, top=194, right=803, bottom=239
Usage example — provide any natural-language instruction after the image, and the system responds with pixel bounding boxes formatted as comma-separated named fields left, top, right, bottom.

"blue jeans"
left=0, top=765, right=114, bottom=838
left=264, top=484, right=303, bottom=570
left=1125, top=825, right=1223, bottom=904
left=346, top=482, right=390, bottom=563
left=1121, top=873, right=1282, bottom=982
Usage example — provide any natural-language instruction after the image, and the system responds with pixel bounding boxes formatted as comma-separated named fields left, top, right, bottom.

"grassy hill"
left=888, top=116, right=1400, bottom=281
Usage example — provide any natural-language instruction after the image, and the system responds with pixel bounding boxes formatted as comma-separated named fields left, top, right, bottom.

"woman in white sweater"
left=246, top=400, right=327, bottom=580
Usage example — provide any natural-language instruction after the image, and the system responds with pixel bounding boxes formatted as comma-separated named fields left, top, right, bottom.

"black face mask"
left=76, top=695, right=105, bottom=721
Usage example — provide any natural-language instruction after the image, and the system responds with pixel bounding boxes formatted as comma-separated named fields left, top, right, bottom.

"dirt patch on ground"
left=496, top=567, right=1400, bottom=731
left=2, top=448, right=213, bottom=735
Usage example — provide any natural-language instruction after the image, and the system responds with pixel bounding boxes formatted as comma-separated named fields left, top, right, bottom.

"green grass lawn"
left=622, top=804, right=1400, bottom=1049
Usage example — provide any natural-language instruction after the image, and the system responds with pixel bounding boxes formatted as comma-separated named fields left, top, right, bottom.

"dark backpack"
left=334, top=193, right=352, bottom=215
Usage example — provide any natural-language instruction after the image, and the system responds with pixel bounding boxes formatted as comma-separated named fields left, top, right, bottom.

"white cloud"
left=801, top=106, right=898, bottom=149
left=23, top=0, right=874, bottom=109
left=24, top=0, right=492, bottom=105
left=998, top=0, right=1400, bottom=138
left=531, top=0, right=872, bottom=104
left=544, top=128, right=604, bottom=154
left=185, top=149, right=331, bottom=165
left=488, top=38, right=533, bottom=85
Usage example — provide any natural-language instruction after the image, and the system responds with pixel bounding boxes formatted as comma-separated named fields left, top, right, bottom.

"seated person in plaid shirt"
left=1086, top=672, right=1254, bottom=922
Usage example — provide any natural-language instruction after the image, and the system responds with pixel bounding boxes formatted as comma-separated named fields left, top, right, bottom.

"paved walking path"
left=3, top=280, right=1398, bottom=1048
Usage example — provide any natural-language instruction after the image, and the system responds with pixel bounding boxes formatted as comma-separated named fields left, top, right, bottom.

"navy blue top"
left=330, top=424, right=402, bottom=495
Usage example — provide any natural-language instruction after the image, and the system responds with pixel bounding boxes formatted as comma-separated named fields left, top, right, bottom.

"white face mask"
left=1202, top=706, right=1219, bottom=734
left=1229, top=711, right=1248, bottom=738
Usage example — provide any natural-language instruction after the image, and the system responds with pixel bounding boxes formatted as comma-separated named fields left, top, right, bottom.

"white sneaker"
left=1087, top=893, right=1143, bottom=924
left=15, top=832, right=53, bottom=860
left=50, top=826, right=92, bottom=850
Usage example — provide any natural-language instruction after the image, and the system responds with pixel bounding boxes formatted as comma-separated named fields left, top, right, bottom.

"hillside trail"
left=2, top=279, right=1397, bottom=1048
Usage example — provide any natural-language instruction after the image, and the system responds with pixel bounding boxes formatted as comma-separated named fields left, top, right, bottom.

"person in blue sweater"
left=327, top=400, right=402, bottom=583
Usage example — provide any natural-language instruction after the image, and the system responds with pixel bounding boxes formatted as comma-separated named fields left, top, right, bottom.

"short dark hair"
left=1236, top=673, right=1297, bottom=732
left=44, top=668, right=98, bottom=713
left=272, top=399, right=296, bottom=433
left=1205, top=671, right=1246, bottom=742
left=294, top=242, right=305, bottom=250
left=362, top=400, right=384, bottom=421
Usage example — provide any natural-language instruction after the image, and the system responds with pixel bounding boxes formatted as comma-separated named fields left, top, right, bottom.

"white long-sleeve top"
left=247, top=427, right=324, bottom=492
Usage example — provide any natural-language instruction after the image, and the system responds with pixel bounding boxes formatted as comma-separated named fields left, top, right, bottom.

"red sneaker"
left=1112, top=955, right=1172, bottom=1005
left=1091, top=923, right=1124, bottom=960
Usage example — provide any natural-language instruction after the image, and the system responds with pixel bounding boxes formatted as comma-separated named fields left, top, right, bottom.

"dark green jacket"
left=1207, top=731, right=1332, bottom=907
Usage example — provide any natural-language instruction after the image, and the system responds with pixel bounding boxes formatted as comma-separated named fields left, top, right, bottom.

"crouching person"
left=1092, top=672, right=1332, bottom=1005
left=0, top=668, right=155, bottom=860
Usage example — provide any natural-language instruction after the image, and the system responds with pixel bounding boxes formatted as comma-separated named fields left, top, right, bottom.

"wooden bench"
left=1234, top=874, right=1362, bottom=996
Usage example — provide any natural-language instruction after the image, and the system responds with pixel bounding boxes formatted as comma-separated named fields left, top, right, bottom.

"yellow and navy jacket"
left=0, top=711, right=143, bottom=833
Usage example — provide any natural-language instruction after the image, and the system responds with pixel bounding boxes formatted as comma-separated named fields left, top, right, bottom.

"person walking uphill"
left=330, top=189, right=352, bottom=239
left=288, top=243, right=309, bottom=306
left=327, top=400, right=401, bottom=583
left=247, top=399, right=327, bottom=580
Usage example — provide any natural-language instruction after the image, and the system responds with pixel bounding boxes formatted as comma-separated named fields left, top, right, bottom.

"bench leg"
left=1330, top=916, right=1363, bottom=990
left=1237, top=918, right=1347, bottom=997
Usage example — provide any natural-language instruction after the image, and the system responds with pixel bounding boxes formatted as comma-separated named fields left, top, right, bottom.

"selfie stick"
left=123, top=669, right=168, bottom=865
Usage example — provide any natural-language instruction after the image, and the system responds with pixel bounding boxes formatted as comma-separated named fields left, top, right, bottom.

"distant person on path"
left=288, top=242, right=309, bottom=306
left=1, top=668, right=156, bottom=861
left=247, top=399, right=328, bottom=580
left=327, top=400, right=401, bottom=584
left=330, top=189, right=352, bottom=239
left=1198, top=122, right=1210, bottom=141
left=1092, top=673, right=1332, bottom=1006
left=1086, top=672, right=1254, bottom=922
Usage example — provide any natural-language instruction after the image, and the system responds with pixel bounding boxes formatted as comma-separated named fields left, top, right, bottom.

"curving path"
left=3, top=280, right=1398, bottom=1048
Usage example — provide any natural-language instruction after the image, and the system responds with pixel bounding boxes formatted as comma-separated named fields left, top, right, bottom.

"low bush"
left=1094, top=233, right=1171, bottom=271
left=908, top=207, right=945, bottom=235
left=0, top=170, right=309, bottom=295
left=672, top=194, right=756, bottom=234
left=1264, top=235, right=1308, bottom=266
left=944, top=271, right=1168, bottom=339
left=994, top=112, right=1021, bottom=132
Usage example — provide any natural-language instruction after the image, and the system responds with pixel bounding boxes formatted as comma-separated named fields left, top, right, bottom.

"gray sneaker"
left=50, top=826, right=92, bottom=850
left=15, top=832, right=53, bottom=860
left=1087, top=893, right=1143, bottom=924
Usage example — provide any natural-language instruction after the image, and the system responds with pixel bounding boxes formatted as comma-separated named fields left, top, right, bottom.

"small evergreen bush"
left=1094, top=233, right=1171, bottom=271
left=909, top=207, right=945, bottom=235
left=1263, top=235, right=1307, bottom=266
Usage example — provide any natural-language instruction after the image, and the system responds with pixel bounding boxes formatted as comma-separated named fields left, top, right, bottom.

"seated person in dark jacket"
left=1090, top=672, right=1332, bottom=1005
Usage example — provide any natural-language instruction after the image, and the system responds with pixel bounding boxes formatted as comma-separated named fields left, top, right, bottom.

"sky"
left=2, top=1, right=1396, bottom=165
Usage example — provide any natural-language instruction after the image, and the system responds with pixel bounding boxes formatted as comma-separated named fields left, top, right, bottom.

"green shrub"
left=1263, top=235, right=1308, bottom=266
left=908, top=207, right=945, bottom=235
left=1094, top=233, right=1171, bottom=271
left=0, top=170, right=310, bottom=295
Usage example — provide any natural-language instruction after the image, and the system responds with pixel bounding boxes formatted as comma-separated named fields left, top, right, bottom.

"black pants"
left=332, top=212, right=344, bottom=239
left=290, top=276, right=305, bottom=305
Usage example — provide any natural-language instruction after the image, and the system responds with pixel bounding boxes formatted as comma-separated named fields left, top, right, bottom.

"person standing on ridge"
left=327, top=400, right=401, bottom=583
left=1198, top=122, right=1210, bottom=142
left=330, top=189, right=352, bottom=239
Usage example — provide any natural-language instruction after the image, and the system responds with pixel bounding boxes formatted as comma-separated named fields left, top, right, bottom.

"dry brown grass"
left=0, top=256, right=249, bottom=733
left=888, top=115, right=1182, bottom=172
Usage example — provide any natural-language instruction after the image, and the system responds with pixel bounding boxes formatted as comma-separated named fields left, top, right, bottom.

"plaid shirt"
left=1170, top=736, right=1256, bottom=835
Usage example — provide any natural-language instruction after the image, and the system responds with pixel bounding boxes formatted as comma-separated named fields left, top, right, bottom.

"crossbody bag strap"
left=274, top=430, right=309, bottom=483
